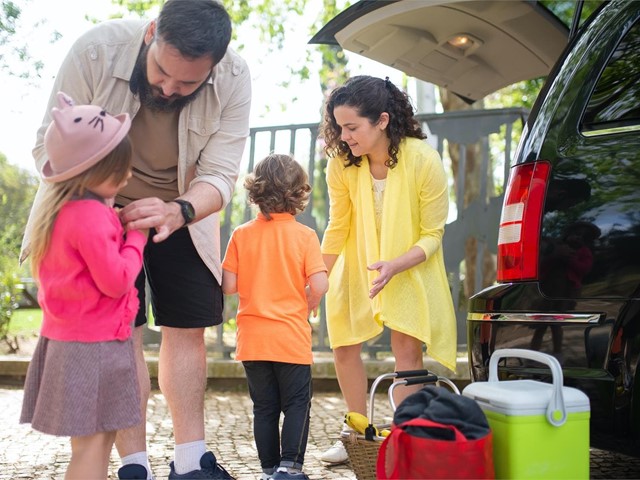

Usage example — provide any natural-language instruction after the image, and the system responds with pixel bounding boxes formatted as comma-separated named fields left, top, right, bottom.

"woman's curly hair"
left=244, top=153, right=311, bottom=220
left=321, top=75, right=426, bottom=168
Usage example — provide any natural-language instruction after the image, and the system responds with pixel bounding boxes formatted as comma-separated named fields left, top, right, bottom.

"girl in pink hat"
left=20, top=92, right=148, bottom=479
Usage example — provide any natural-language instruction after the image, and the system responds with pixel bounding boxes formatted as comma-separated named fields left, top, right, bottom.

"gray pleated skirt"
left=20, top=336, right=141, bottom=437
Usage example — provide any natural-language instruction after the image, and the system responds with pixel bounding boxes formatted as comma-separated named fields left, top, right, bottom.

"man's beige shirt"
left=21, top=19, right=252, bottom=283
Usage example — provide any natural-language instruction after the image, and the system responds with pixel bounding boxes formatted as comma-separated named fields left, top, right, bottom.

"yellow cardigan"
left=321, top=137, right=457, bottom=372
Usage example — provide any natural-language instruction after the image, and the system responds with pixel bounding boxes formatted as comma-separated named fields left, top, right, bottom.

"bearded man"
left=21, top=1, right=251, bottom=478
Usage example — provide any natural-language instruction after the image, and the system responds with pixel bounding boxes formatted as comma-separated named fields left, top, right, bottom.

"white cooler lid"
left=463, top=379, right=590, bottom=416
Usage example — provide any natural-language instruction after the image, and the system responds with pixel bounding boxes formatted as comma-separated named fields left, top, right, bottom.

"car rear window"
left=581, top=19, right=640, bottom=135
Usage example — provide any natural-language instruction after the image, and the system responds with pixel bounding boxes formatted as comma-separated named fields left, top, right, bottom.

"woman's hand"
left=367, top=260, right=395, bottom=298
left=368, top=247, right=427, bottom=298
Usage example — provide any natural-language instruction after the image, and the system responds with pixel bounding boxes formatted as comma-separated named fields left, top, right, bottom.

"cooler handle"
left=488, top=348, right=567, bottom=427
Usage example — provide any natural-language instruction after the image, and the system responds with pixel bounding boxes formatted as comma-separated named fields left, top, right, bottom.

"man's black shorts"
left=133, top=227, right=223, bottom=328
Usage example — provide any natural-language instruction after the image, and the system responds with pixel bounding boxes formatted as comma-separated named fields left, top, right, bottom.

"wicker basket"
left=338, top=372, right=459, bottom=480
left=340, top=431, right=384, bottom=480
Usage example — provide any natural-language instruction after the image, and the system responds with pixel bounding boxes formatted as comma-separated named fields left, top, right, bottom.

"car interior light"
left=447, top=33, right=479, bottom=52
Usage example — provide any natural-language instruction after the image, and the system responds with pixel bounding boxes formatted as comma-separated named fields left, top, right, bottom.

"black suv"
left=467, top=0, right=640, bottom=455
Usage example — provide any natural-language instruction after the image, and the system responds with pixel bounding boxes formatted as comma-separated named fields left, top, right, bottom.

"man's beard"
left=130, top=43, right=209, bottom=113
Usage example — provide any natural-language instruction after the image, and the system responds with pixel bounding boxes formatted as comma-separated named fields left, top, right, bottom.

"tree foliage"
left=541, top=0, right=604, bottom=29
left=0, top=155, right=38, bottom=259
left=0, top=1, right=22, bottom=73
left=0, top=155, right=38, bottom=352
left=111, top=0, right=307, bottom=48
left=109, top=0, right=348, bottom=90
left=0, top=0, right=61, bottom=80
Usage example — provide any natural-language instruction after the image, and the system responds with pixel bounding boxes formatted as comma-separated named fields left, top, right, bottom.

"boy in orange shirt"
left=221, top=153, right=329, bottom=480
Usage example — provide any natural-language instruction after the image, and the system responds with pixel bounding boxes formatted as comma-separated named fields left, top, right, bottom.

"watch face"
left=183, top=201, right=195, bottom=221
left=175, top=200, right=195, bottom=224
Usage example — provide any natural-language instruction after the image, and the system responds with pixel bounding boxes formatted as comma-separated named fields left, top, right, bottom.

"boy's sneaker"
left=118, top=464, right=150, bottom=479
left=271, top=467, right=310, bottom=480
left=319, top=440, right=348, bottom=465
left=259, top=465, right=279, bottom=480
left=168, top=451, right=234, bottom=479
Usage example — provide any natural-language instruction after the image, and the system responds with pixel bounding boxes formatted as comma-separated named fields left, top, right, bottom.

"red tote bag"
left=376, top=417, right=495, bottom=479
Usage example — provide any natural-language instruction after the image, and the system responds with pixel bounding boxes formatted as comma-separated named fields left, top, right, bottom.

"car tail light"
left=497, top=161, right=550, bottom=282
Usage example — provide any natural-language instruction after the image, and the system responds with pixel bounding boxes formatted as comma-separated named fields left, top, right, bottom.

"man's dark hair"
left=156, top=0, right=232, bottom=64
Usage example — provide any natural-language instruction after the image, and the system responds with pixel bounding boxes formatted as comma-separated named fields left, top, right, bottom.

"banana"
left=380, top=428, right=391, bottom=437
left=344, top=412, right=387, bottom=437
left=344, top=412, right=371, bottom=435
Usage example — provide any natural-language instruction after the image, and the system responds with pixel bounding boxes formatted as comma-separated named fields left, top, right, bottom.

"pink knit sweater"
left=37, top=199, right=146, bottom=342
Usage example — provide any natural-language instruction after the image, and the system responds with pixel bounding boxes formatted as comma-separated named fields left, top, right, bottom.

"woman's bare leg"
left=390, top=330, right=424, bottom=406
left=333, top=343, right=367, bottom=414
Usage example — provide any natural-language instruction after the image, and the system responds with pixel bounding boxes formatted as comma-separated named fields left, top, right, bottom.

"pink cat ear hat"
left=40, top=92, right=131, bottom=183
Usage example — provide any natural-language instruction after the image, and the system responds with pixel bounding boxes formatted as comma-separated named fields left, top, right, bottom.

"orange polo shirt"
left=222, top=212, right=327, bottom=364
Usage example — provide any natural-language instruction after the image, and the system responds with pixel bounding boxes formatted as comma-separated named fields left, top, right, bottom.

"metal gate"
left=208, top=107, right=528, bottom=357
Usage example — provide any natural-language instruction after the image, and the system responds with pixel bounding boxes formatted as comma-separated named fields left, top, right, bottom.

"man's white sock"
left=174, top=440, right=207, bottom=474
left=121, top=451, right=153, bottom=480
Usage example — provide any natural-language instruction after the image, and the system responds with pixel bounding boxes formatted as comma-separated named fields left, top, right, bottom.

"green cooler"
left=462, top=349, right=590, bottom=479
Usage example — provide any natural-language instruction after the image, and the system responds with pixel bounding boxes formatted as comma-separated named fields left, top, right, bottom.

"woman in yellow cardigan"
left=319, top=76, right=457, bottom=464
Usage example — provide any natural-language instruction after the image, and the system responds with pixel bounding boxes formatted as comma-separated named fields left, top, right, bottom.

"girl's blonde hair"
left=29, top=137, right=132, bottom=279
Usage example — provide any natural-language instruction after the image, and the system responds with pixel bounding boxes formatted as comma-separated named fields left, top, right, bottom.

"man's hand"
left=120, top=197, right=183, bottom=243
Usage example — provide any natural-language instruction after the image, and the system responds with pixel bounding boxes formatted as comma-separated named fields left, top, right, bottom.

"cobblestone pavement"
left=0, top=387, right=382, bottom=480
left=2, top=387, right=640, bottom=479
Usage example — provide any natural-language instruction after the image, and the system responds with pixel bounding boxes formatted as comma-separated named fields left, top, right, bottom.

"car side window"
left=581, top=19, right=640, bottom=135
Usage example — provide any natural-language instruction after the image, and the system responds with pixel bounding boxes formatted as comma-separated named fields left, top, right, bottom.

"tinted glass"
left=582, top=20, right=640, bottom=132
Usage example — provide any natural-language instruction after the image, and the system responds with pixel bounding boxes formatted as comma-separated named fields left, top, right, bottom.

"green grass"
left=8, top=308, right=42, bottom=335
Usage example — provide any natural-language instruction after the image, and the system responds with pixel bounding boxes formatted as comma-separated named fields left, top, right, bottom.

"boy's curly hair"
left=244, top=153, right=311, bottom=220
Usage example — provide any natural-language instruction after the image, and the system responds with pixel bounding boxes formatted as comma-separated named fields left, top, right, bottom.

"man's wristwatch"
left=172, top=199, right=196, bottom=227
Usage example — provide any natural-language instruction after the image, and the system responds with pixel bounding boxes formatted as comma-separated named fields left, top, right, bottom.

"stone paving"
left=0, top=386, right=391, bottom=480
left=2, top=386, right=640, bottom=479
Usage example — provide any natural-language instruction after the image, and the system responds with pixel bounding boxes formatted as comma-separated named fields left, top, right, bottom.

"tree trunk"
left=439, top=88, right=496, bottom=298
